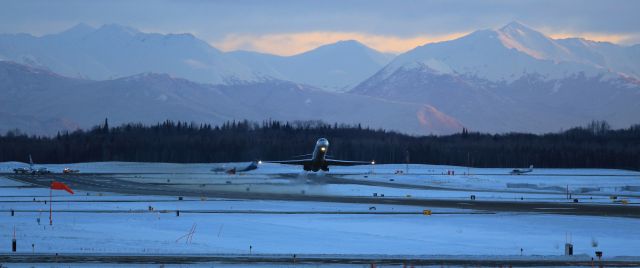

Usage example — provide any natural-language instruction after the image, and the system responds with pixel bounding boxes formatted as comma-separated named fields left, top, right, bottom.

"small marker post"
left=12, top=226, right=17, bottom=252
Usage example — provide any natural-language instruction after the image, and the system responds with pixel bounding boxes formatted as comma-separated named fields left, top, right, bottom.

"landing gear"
left=304, top=164, right=327, bottom=172
left=321, top=165, right=329, bottom=172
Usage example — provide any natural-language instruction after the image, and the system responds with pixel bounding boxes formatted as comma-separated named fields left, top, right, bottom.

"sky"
left=1, top=0, right=639, bottom=56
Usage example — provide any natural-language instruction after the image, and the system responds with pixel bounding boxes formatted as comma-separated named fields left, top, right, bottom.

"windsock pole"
left=49, top=186, right=52, bottom=225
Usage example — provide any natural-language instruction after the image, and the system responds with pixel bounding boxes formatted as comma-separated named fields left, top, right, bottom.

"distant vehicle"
left=266, top=138, right=373, bottom=172
left=211, top=161, right=258, bottom=174
left=63, top=168, right=80, bottom=174
left=510, top=165, right=534, bottom=175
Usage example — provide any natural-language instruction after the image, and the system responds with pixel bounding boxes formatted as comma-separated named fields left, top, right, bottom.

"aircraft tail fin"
left=529, top=165, right=534, bottom=170
left=29, top=154, right=34, bottom=168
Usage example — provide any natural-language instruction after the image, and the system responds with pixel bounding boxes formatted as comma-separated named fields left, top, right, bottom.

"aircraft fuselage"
left=306, top=138, right=330, bottom=171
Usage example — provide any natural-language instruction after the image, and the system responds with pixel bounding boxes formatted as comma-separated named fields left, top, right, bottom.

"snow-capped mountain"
left=0, top=24, right=393, bottom=90
left=352, top=22, right=640, bottom=133
left=2, top=22, right=639, bottom=135
left=0, top=61, right=462, bottom=135
left=555, top=38, right=640, bottom=79
left=0, top=24, right=260, bottom=84
left=230, top=40, right=394, bottom=91
left=363, top=21, right=638, bottom=83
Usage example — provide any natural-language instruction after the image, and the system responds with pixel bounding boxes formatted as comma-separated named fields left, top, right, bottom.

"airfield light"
left=370, top=161, right=375, bottom=174
left=258, top=160, right=263, bottom=165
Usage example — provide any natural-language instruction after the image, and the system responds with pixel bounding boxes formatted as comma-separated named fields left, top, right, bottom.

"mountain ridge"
left=351, top=22, right=640, bottom=133
left=0, top=60, right=462, bottom=135
left=2, top=22, right=639, bottom=134
left=0, top=24, right=393, bottom=91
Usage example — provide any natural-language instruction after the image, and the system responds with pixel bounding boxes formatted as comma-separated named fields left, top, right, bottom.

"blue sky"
left=2, top=0, right=639, bottom=55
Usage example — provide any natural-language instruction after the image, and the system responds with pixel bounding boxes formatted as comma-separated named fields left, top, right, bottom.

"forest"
left=0, top=119, right=638, bottom=170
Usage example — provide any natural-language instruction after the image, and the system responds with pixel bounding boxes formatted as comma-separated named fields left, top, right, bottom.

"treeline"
left=0, top=120, right=639, bottom=170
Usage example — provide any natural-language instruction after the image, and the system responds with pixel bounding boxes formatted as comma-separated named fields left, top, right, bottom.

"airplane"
left=510, top=165, right=534, bottom=175
left=267, top=138, right=373, bottom=172
left=211, top=161, right=258, bottom=174
left=13, top=155, right=51, bottom=175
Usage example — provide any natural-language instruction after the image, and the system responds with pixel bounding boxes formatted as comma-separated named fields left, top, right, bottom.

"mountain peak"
left=495, top=21, right=574, bottom=60
left=332, top=40, right=367, bottom=48
left=500, top=21, right=534, bottom=33
left=64, top=23, right=95, bottom=34
left=95, top=24, right=139, bottom=36
left=309, top=40, right=370, bottom=54
left=48, top=23, right=95, bottom=39
left=298, top=39, right=392, bottom=66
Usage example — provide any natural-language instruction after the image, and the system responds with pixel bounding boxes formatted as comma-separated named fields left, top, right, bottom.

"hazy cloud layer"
left=214, top=31, right=469, bottom=55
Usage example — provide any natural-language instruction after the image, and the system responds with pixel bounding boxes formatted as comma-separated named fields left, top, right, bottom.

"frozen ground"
left=2, top=162, right=638, bottom=204
left=1, top=198, right=638, bottom=256
left=1, top=161, right=639, bottom=261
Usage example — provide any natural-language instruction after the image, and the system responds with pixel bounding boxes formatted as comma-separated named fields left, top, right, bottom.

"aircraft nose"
left=317, top=138, right=329, bottom=147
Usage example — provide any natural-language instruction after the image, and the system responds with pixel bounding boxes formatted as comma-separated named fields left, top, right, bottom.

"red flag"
left=51, top=181, right=74, bottom=194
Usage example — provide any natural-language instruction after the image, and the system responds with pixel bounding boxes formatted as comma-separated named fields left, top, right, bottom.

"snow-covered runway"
left=1, top=162, right=639, bottom=265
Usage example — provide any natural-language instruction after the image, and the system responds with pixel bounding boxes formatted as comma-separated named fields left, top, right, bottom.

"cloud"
left=213, top=31, right=469, bottom=56
left=213, top=29, right=639, bottom=57
left=547, top=32, right=639, bottom=45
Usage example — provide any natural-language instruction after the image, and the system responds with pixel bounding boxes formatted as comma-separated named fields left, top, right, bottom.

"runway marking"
left=535, top=207, right=576, bottom=210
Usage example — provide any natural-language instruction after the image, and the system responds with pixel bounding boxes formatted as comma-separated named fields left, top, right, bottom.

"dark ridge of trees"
left=0, top=119, right=638, bottom=170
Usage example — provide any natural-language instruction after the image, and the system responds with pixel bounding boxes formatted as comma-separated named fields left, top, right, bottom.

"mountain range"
left=0, top=24, right=392, bottom=91
left=0, top=61, right=461, bottom=135
left=0, top=22, right=638, bottom=135
left=353, top=22, right=640, bottom=132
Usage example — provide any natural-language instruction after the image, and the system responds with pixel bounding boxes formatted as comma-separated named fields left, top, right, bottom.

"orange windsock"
left=50, top=181, right=74, bottom=194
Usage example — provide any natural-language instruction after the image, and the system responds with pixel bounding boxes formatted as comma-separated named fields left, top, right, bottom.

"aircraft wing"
left=325, top=159, right=372, bottom=166
left=266, top=159, right=372, bottom=166
left=291, top=154, right=313, bottom=159
left=266, top=159, right=313, bottom=166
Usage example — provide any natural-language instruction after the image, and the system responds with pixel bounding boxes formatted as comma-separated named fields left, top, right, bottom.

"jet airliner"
left=13, top=154, right=50, bottom=174
left=268, top=138, right=373, bottom=172
left=510, top=165, right=534, bottom=175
